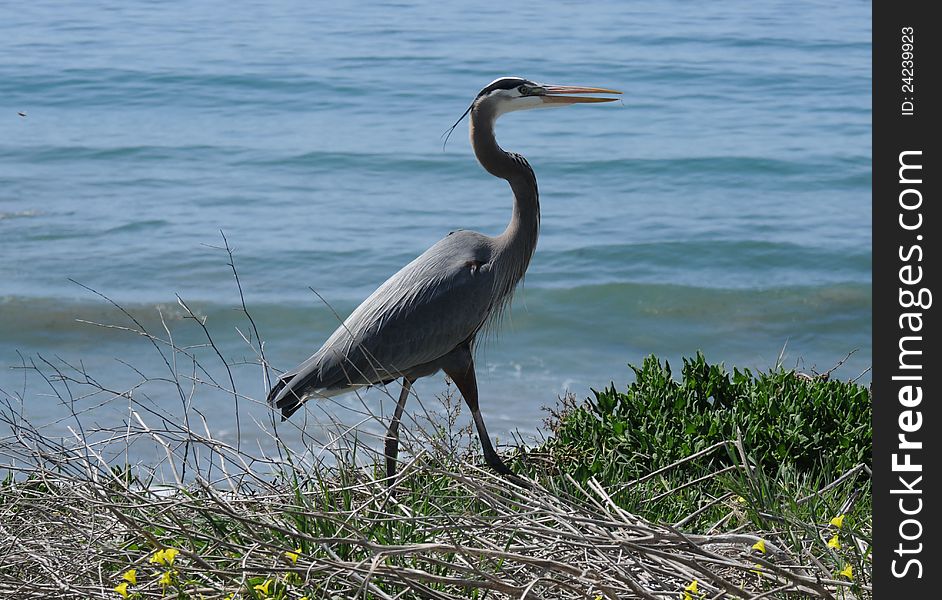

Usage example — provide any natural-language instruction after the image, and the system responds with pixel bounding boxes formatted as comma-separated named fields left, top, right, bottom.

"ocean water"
left=0, top=1, right=871, bottom=450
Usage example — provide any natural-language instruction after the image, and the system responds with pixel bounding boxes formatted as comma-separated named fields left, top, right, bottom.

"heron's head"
left=443, top=77, right=620, bottom=147
left=472, top=76, right=621, bottom=117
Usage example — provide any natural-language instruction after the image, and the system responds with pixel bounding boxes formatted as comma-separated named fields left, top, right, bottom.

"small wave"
left=0, top=144, right=238, bottom=164
left=247, top=150, right=466, bottom=176
left=624, top=33, right=869, bottom=53
left=538, top=154, right=871, bottom=194
left=105, top=219, right=170, bottom=234
left=1, top=69, right=357, bottom=110
left=534, top=239, right=870, bottom=291
left=536, top=280, right=871, bottom=314
left=0, top=295, right=206, bottom=332
left=0, top=209, right=42, bottom=221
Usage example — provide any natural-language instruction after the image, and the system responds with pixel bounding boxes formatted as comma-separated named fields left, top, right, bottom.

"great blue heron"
left=268, top=77, right=620, bottom=478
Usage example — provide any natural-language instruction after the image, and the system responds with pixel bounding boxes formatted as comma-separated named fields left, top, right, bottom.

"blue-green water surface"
left=0, top=1, right=871, bottom=446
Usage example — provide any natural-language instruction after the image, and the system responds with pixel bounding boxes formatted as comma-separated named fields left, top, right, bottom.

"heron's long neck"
left=469, top=105, right=540, bottom=283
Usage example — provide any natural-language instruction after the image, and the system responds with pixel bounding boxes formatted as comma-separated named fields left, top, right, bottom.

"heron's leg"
left=384, top=377, right=412, bottom=479
left=443, top=352, right=513, bottom=476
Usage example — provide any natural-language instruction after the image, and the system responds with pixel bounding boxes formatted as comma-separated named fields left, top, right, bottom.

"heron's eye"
left=517, top=85, right=530, bottom=95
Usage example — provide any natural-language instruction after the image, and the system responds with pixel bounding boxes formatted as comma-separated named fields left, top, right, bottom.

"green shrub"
left=546, top=352, right=871, bottom=483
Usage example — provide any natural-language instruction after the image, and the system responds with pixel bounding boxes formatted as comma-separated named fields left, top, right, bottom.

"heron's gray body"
left=267, top=76, right=618, bottom=477
left=274, top=229, right=519, bottom=406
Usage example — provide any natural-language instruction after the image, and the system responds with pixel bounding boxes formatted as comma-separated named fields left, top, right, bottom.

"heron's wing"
left=272, top=232, right=497, bottom=405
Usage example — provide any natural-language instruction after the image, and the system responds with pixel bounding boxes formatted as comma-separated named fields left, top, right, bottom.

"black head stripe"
left=476, top=77, right=529, bottom=98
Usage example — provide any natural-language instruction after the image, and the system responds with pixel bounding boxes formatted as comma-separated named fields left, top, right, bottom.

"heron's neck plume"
left=469, top=102, right=540, bottom=284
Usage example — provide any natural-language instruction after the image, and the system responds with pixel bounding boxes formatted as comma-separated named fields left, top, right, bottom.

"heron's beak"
left=540, top=85, right=622, bottom=105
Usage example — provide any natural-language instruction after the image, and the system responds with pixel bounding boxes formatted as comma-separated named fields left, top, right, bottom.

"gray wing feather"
left=272, top=231, right=496, bottom=406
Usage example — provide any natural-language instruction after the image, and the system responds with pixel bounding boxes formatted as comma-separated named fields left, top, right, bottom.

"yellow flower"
left=830, top=514, right=846, bottom=529
left=827, top=534, right=841, bottom=549
left=150, top=547, right=180, bottom=566
left=121, top=568, right=136, bottom=585
left=751, top=539, right=766, bottom=554
left=253, top=579, right=273, bottom=596
left=735, top=496, right=746, bottom=504
left=284, top=547, right=301, bottom=564
left=750, top=563, right=763, bottom=576
left=839, top=564, right=853, bottom=579
left=680, top=579, right=698, bottom=600
left=114, top=582, right=129, bottom=599
left=158, top=571, right=173, bottom=587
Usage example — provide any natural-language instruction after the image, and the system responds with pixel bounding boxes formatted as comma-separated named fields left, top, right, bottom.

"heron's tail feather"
left=278, top=393, right=305, bottom=421
left=268, top=368, right=361, bottom=421
left=271, top=381, right=311, bottom=421
left=266, top=377, right=288, bottom=407
left=266, top=376, right=303, bottom=421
